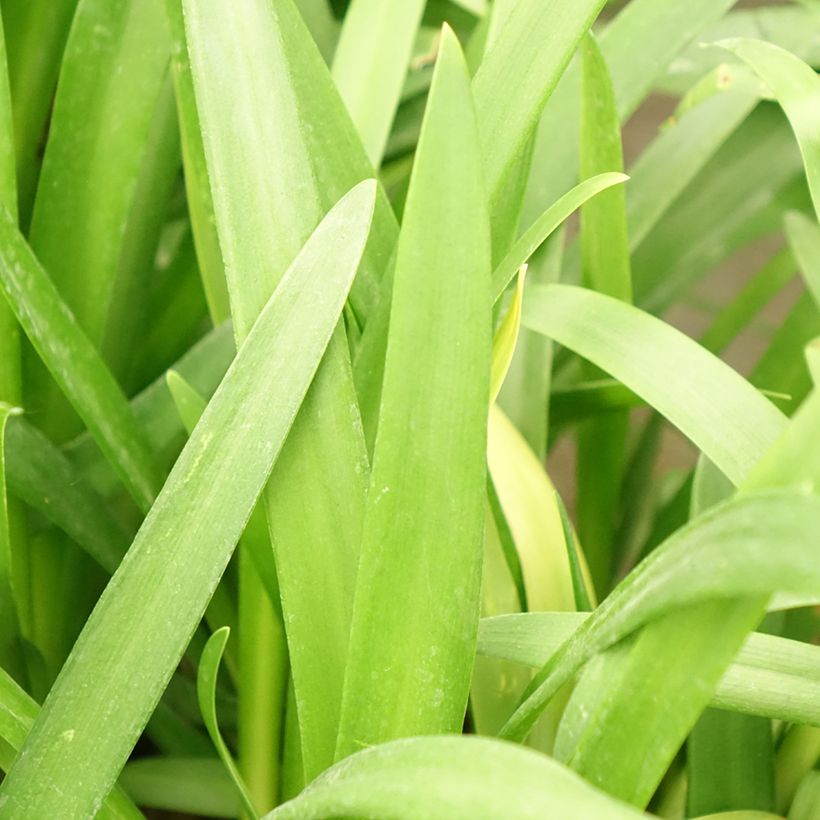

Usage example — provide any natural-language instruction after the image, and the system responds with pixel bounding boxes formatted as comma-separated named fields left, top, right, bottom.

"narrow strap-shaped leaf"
left=522, top=0, right=737, bottom=227
left=785, top=211, right=820, bottom=309
left=576, top=32, right=632, bottom=594
left=331, top=0, right=426, bottom=166
left=486, top=472, right=527, bottom=613
left=490, top=267, right=525, bottom=403
left=0, top=210, right=162, bottom=512
left=479, top=612, right=820, bottom=729
left=266, top=736, right=643, bottom=820
left=471, top=0, right=606, bottom=246
left=337, top=28, right=491, bottom=756
left=182, top=0, right=396, bottom=334
left=523, top=284, right=786, bottom=486
left=499, top=489, right=820, bottom=744
left=182, top=0, right=374, bottom=784
left=165, top=0, right=230, bottom=324
left=63, top=322, right=235, bottom=500
left=5, top=418, right=131, bottom=574
left=487, top=405, right=575, bottom=612
left=119, top=757, right=237, bottom=819
left=1, top=0, right=78, bottom=225
left=718, top=39, right=820, bottom=220
left=0, top=668, right=142, bottom=818
left=555, top=492, right=593, bottom=612
left=0, top=404, right=23, bottom=681
left=491, top=172, right=627, bottom=300
left=28, top=0, right=170, bottom=345
left=197, top=629, right=258, bottom=819
left=0, top=180, right=376, bottom=818
left=26, top=0, right=174, bottom=438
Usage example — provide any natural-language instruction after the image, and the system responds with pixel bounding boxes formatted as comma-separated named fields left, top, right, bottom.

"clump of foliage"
left=0, top=0, right=818, bottom=818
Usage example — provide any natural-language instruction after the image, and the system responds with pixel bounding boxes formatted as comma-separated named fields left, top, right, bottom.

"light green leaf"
left=166, top=369, right=208, bottom=435
left=472, top=0, right=607, bottom=247
left=0, top=404, right=23, bottom=680
left=182, top=0, right=396, bottom=335
left=479, top=613, right=820, bottom=728
left=0, top=210, right=163, bottom=512
left=524, top=284, right=786, bottom=486
left=27, top=0, right=175, bottom=436
left=337, top=28, right=491, bottom=755
left=197, top=628, right=258, bottom=819
left=487, top=405, right=575, bottom=613
left=784, top=211, right=820, bottom=310
left=490, top=267, right=526, bottom=404
left=332, top=0, right=426, bottom=165
left=120, top=757, right=237, bottom=819
left=575, top=30, right=631, bottom=594
left=0, top=667, right=142, bottom=818
left=0, top=180, right=376, bottom=818
left=717, top=38, right=820, bottom=221
left=491, top=172, right=628, bottom=300
left=165, top=0, right=230, bottom=324
left=499, top=489, right=820, bottom=744
left=522, top=0, right=737, bottom=228
left=4, top=417, right=130, bottom=575
left=266, top=736, right=644, bottom=820
left=182, top=0, right=376, bottom=784
left=0, top=0, right=78, bottom=224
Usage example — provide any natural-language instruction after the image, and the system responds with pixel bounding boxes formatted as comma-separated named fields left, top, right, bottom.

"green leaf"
left=478, top=613, right=820, bottom=728
left=120, top=757, right=237, bottom=819
left=555, top=492, right=593, bottom=612
left=471, top=0, right=607, bottom=247
left=337, top=28, right=491, bottom=755
left=628, top=91, right=757, bottom=252
left=166, top=369, right=208, bottom=435
left=0, top=210, right=163, bottom=513
left=266, top=736, right=644, bottom=820
left=26, top=0, right=175, bottom=436
left=0, top=667, right=141, bottom=818
left=5, top=418, right=131, bottom=574
left=499, top=489, right=820, bottom=744
left=165, top=0, right=231, bottom=324
left=784, top=211, right=820, bottom=310
left=0, top=0, right=78, bottom=225
left=717, top=39, right=820, bottom=221
left=524, top=284, right=786, bottom=486
left=688, top=709, right=775, bottom=816
left=0, top=404, right=23, bottom=680
left=699, top=246, right=796, bottom=356
left=575, top=31, right=632, bottom=594
left=197, top=628, right=258, bottom=819
left=331, top=0, right=426, bottom=165
left=522, top=0, right=737, bottom=228
left=487, top=405, right=575, bottom=612
left=491, top=172, right=628, bottom=300
left=632, top=106, right=807, bottom=314
left=0, top=180, right=376, bottom=817
left=182, top=0, right=396, bottom=334
left=490, top=267, right=525, bottom=404
left=182, top=0, right=377, bottom=784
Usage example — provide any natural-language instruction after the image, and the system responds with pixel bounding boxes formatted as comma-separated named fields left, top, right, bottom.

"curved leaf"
left=266, top=736, right=643, bottom=820
left=523, top=284, right=786, bottom=485
left=197, top=628, right=257, bottom=819
left=500, top=490, right=820, bottom=742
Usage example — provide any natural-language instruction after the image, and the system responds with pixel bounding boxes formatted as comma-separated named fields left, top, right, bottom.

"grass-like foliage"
left=0, top=0, right=818, bottom=818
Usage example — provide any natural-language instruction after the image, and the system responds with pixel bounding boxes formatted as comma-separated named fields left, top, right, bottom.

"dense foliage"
left=0, top=0, right=818, bottom=817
